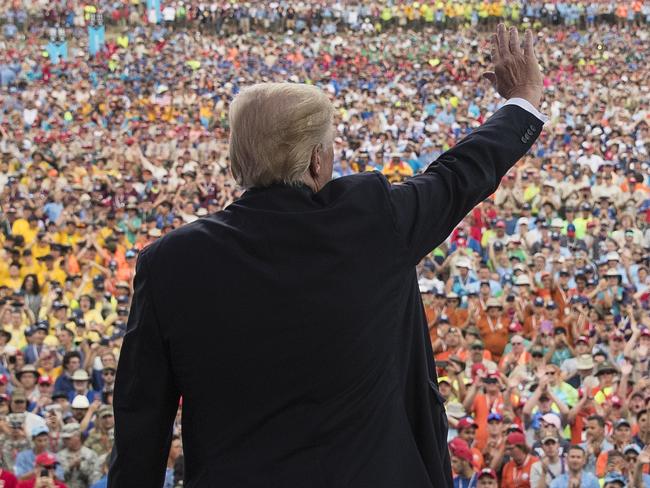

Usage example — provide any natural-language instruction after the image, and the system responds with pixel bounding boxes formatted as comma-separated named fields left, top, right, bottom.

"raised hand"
left=483, top=24, right=544, bottom=108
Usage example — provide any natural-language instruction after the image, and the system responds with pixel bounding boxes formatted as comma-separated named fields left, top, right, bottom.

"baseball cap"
left=31, top=425, right=49, bottom=437
left=457, top=417, right=477, bottom=431
left=448, top=439, right=473, bottom=463
left=541, top=413, right=562, bottom=430
left=603, top=472, right=626, bottom=486
left=38, top=375, right=53, bottom=385
left=52, top=390, right=68, bottom=401
left=478, top=468, right=497, bottom=480
left=0, top=373, right=8, bottom=385
left=615, top=419, right=631, bottom=429
left=623, top=444, right=641, bottom=455
left=506, top=432, right=527, bottom=446
left=35, top=452, right=58, bottom=467
left=541, top=434, right=558, bottom=444
left=487, top=413, right=503, bottom=423
left=60, top=422, right=81, bottom=439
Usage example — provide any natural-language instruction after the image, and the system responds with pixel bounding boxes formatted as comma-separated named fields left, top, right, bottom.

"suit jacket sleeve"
left=387, top=104, right=544, bottom=265
left=108, top=248, right=180, bottom=488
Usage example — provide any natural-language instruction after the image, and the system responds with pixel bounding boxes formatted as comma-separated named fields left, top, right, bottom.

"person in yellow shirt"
left=55, top=220, right=82, bottom=247
left=36, top=349, right=63, bottom=381
left=78, top=294, right=106, bottom=329
left=19, top=249, right=42, bottom=279
left=0, top=262, right=24, bottom=292
left=4, top=306, right=30, bottom=350
left=382, top=154, right=415, bottom=183
left=37, top=255, right=67, bottom=292
left=11, top=214, right=30, bottom=240
left=14, top=215, right=40, bottom=247
left=30, top=232, right=52, bottom=259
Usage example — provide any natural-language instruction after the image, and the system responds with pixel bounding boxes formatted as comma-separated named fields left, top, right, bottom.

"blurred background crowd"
left=0, top=1, right=649, bottom=487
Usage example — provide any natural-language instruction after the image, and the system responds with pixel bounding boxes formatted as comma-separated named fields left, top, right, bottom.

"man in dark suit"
left=109, top=25, right=546, bottom=487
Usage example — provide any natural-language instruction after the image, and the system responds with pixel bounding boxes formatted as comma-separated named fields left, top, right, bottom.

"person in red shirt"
left=501, top=432, right=538, bottom=488
left=0, top=467, right=18, bottom=488
left=16, top=453, right=67, bottom=488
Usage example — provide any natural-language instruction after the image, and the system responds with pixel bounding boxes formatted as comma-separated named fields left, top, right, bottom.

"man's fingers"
left=524, top=29, right=536, bottom=59
left=509, top=26, right=522, bottom=56
left=496, top=23, right=509, bottom=58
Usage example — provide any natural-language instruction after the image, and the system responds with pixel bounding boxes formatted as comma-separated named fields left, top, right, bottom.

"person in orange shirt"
left=501, top=432, right=538, bottom=488
left=435, top=326, right=463, bottom=363
left=444, top=292, right=469, bottom=328
left=461, top=340, right=497, bottom=376
left=463, top=371, right=506, bottom=451
left=499, top=335, right=531, bottom=375
left=477, top=298, right=509, bottom=361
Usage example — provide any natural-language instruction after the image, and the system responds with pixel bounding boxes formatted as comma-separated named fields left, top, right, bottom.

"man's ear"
left=309, top=144, right=322, bottom=179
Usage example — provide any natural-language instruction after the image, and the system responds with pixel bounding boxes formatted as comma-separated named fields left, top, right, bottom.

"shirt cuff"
left=502, top=98, right=549, bottom=124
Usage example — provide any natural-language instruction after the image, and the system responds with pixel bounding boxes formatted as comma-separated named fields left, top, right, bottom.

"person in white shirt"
left=530, top=433, right=566, bottom=488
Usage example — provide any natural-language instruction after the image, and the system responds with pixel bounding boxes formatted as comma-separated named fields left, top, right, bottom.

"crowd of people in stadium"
left=0, top=0, right=649, bottom=487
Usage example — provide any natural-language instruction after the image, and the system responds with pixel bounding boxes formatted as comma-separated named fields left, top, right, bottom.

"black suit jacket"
left=108, top=105, right=543, bottom=488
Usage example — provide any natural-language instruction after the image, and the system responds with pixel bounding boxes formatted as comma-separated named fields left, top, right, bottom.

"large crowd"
left=0, top=1, right=649, bottom=487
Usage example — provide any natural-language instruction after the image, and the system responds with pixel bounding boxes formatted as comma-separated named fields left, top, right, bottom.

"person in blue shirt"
left=14, top=425, right=65, bottom=480
left=550, top=445, right=599, bottom=488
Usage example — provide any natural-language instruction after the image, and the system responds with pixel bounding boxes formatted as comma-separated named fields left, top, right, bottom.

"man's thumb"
left=481, top=71, right=497, bottom=86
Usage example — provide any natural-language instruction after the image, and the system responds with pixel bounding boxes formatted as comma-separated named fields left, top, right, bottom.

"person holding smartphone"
left=15, top=452, right=67, bottom=488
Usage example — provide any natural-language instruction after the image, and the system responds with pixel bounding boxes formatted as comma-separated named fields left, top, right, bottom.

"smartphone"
left=41, top=468, right=49, bottom=477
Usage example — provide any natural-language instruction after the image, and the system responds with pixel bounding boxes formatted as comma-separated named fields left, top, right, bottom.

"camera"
left=40, top=468, right=49, bottom=477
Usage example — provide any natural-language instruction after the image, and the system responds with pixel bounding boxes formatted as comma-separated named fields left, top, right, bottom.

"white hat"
left=541, top=413, right=562, bottom=430
left=551, top=218, right=564, bottom=228
left=517, top=217, right=529, bottom=226
left=515, top=275, right=531, bottom=286
left=71, top=395, right=90, bottom=409
left=456, top=258, right=471, bottom=269
left=606, top=251, right=620, bottom=261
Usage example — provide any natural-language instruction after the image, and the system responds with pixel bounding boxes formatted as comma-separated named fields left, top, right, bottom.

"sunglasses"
left=543, top=440, right=557, bottom=446
left=103, top=370, right=116, bottom=376
left=512, top=342, right=523, bottom=346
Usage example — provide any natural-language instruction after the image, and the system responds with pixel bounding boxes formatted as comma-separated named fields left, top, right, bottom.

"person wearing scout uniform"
left=0, top=412, right=31, bottom=472
left=57, top=422, right=102, bottom=488
left=85, top=405, right=114, bottom=460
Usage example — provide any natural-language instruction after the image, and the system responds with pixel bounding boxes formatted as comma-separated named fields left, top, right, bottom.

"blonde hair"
left=228, top=83, right=334, bottom=189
